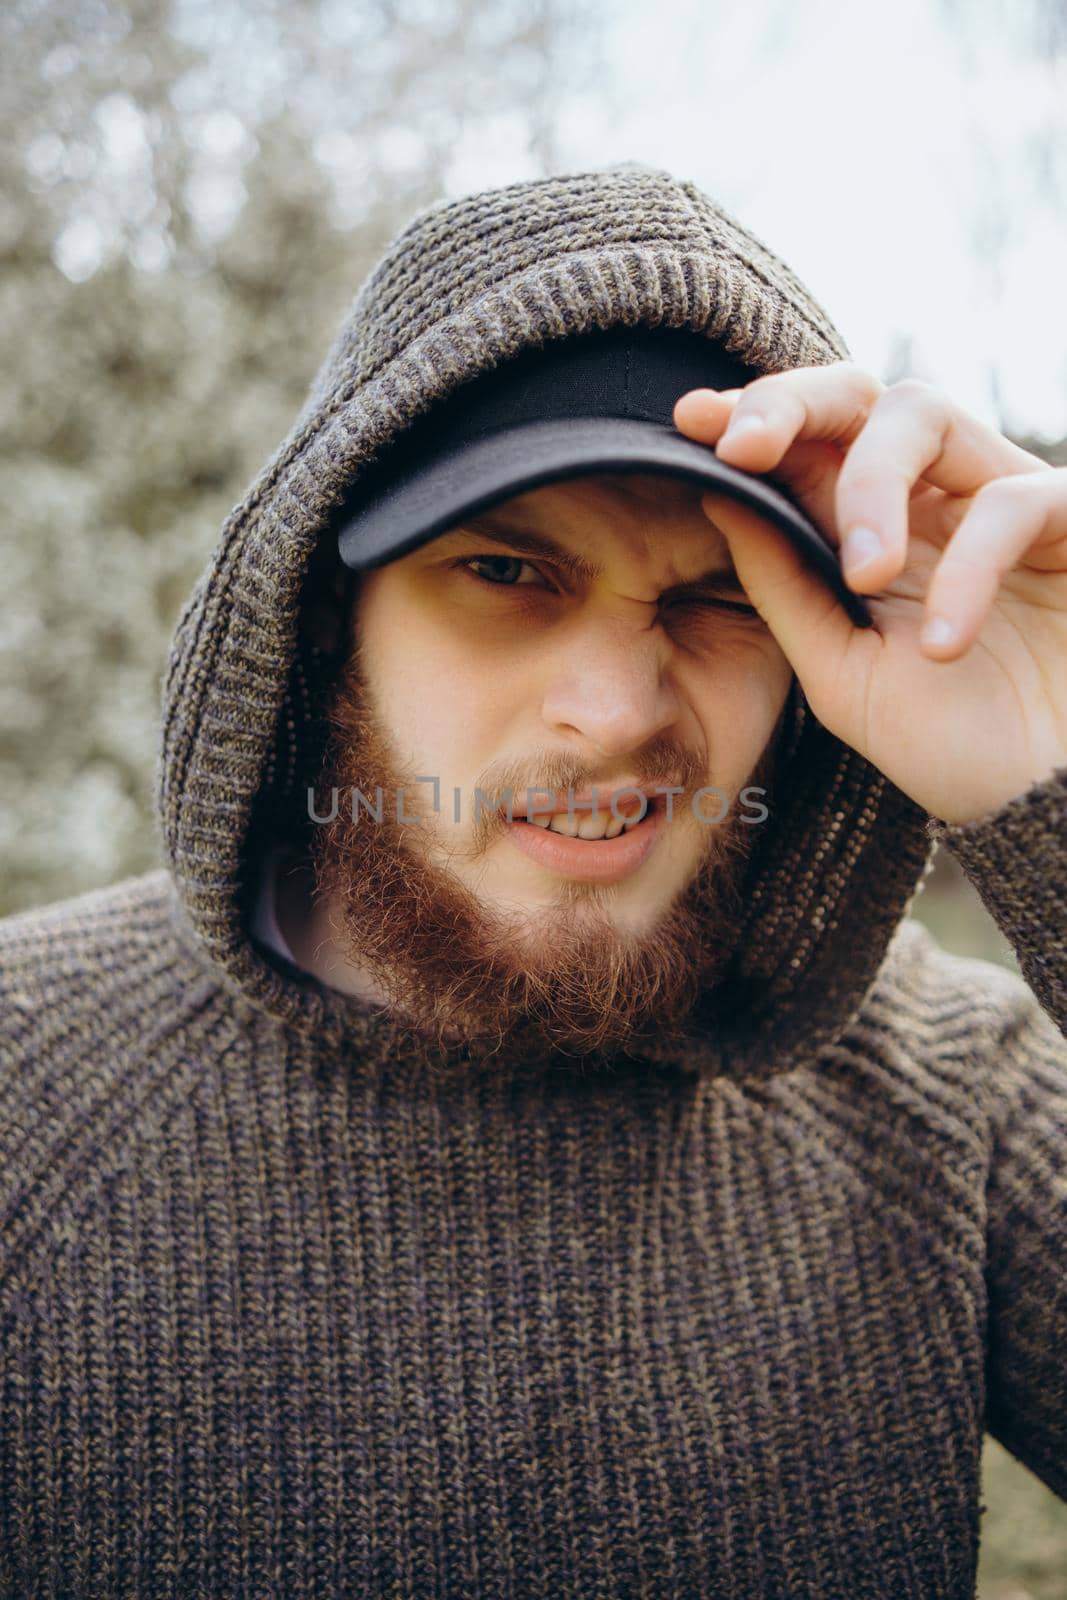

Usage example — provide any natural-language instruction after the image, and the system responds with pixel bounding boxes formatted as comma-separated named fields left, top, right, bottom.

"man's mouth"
left=522, top=799, right=658, bottom=841
left=501, top=793, right=666, bottom=882
left=505, top=787, right=665, bottom=832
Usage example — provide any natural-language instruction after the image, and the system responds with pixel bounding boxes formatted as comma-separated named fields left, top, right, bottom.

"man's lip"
left=504, top=804, right=664, bottom=882
left=504, top=786, right=674, bottom=819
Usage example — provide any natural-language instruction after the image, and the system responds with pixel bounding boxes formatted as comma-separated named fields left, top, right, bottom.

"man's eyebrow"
left=446, top=515, right=746, bottom=593
left=450, top=518, right=604, bottom=582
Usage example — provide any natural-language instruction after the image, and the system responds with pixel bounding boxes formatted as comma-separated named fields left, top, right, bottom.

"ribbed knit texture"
left=2, top=164, right=1066, bottom=1597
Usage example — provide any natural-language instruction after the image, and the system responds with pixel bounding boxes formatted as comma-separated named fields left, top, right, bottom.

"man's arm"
left=928, top=763, right=1067, bottom=1498
left=929, top=764, right=1067, bottom=1038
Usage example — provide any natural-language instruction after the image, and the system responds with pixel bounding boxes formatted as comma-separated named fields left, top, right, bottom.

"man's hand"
left=673, top=365, right=1067, bottom=825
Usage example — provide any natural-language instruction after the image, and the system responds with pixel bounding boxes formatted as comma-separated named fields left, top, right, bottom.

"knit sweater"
left=2, top=164, right=1066, bottom=1599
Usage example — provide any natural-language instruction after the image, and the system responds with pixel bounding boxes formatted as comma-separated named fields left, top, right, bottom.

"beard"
left=308, top=642, right=782, bottom=1074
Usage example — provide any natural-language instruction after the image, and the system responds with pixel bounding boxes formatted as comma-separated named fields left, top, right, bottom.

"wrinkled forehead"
left=447, top=471, right=738, bottom=583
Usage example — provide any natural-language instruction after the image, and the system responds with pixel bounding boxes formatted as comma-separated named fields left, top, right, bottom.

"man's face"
left=311, top=472, right=794, bottom=1064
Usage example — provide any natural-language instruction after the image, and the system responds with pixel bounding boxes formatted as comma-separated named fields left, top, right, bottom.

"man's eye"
left=460, top=555, right=545, bottom=588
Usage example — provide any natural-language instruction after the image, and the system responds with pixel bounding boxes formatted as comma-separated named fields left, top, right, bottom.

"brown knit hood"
left=156, top=162, right=935, bottom=1079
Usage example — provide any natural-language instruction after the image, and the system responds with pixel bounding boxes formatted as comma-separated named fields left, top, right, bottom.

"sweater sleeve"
left=925, top=763, right=1067, bottom=1038
left=926, top=763, right=1067, bottom=1499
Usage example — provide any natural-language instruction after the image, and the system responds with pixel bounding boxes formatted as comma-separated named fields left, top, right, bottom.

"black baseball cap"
left=335, top=326, right=872, bottom=628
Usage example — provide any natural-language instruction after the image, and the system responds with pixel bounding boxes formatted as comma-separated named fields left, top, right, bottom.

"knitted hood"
left=157, top=163, right=935, bottom=1079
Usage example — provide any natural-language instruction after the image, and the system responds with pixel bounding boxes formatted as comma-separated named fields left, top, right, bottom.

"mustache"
left=463, top=738, right=710, bottom=855
left=480, top=739, right=707, bottom=802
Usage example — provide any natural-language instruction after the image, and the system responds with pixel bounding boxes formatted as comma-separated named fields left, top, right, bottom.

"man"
left=1, top=162, right=1065, bottom=1597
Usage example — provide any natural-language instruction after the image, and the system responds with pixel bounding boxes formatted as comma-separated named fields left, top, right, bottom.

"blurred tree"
left=0, top=0, right=592, bottom=914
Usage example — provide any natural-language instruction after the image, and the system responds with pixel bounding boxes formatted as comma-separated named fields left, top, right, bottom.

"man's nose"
left=540, top=615, right=681, bottom=758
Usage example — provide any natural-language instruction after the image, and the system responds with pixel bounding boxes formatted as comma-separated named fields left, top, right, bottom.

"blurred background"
left=2, top=0, right=1065, bottom=1588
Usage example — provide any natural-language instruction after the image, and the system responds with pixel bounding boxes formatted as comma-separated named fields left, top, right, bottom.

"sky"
left=441, top=0, right=1067, bottom=443
left=40, top=0, right=1067, bottom=443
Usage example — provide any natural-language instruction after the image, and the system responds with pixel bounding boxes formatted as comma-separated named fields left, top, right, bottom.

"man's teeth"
left=528, top=809, right=643, bottom=839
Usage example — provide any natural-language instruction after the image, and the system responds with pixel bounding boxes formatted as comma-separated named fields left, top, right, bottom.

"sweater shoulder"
left=815, top=913, right=1056, bottom=1148
left=2, top=866, right=173, bottom=960
left=868, top=914, right=1046, bottom=1052
left=0, top=871, right=194, bottom=1049
left=733, top=919, right=1051, bottom=1249
left=0, top=872, right=236, bottom=1292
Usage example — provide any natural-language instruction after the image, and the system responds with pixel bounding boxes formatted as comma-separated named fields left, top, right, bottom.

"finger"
left=672, top=387, right=744, bottom=443
left=699, top=365, right=1039, bottom=489
left=677, top=367, right=1049, bottom=594
left=700, top=489, right=867, bottom=717
left=834, top=380, right=1050, bottom=596
left=696, top=363, right=885, bottom=474
left=677, top=365, right=882, bottom=562
left=918, top=470, right=1067, bottom=658
left=676, top=388, right=853, bottom=551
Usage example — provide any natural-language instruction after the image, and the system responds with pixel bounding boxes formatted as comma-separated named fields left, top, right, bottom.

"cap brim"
left=336, top=416, right=872, bottom=628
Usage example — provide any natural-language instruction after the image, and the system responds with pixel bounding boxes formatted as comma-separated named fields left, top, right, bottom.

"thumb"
left=700, top=490, right=863, bottom=716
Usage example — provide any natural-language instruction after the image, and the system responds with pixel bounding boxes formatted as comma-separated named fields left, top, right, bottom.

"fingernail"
left=720, top=414, right=766, bottom=444
left=921, top=615, right=957, bottom=650
left=842, top=526, right=883, bottom=576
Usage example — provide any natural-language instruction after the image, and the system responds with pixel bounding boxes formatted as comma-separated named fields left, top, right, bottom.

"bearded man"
left=2, top=163, right=1066, bottom=1598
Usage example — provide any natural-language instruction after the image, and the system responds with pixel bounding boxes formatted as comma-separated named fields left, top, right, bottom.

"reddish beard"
left=309, top=646, right=778, bottom=1071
